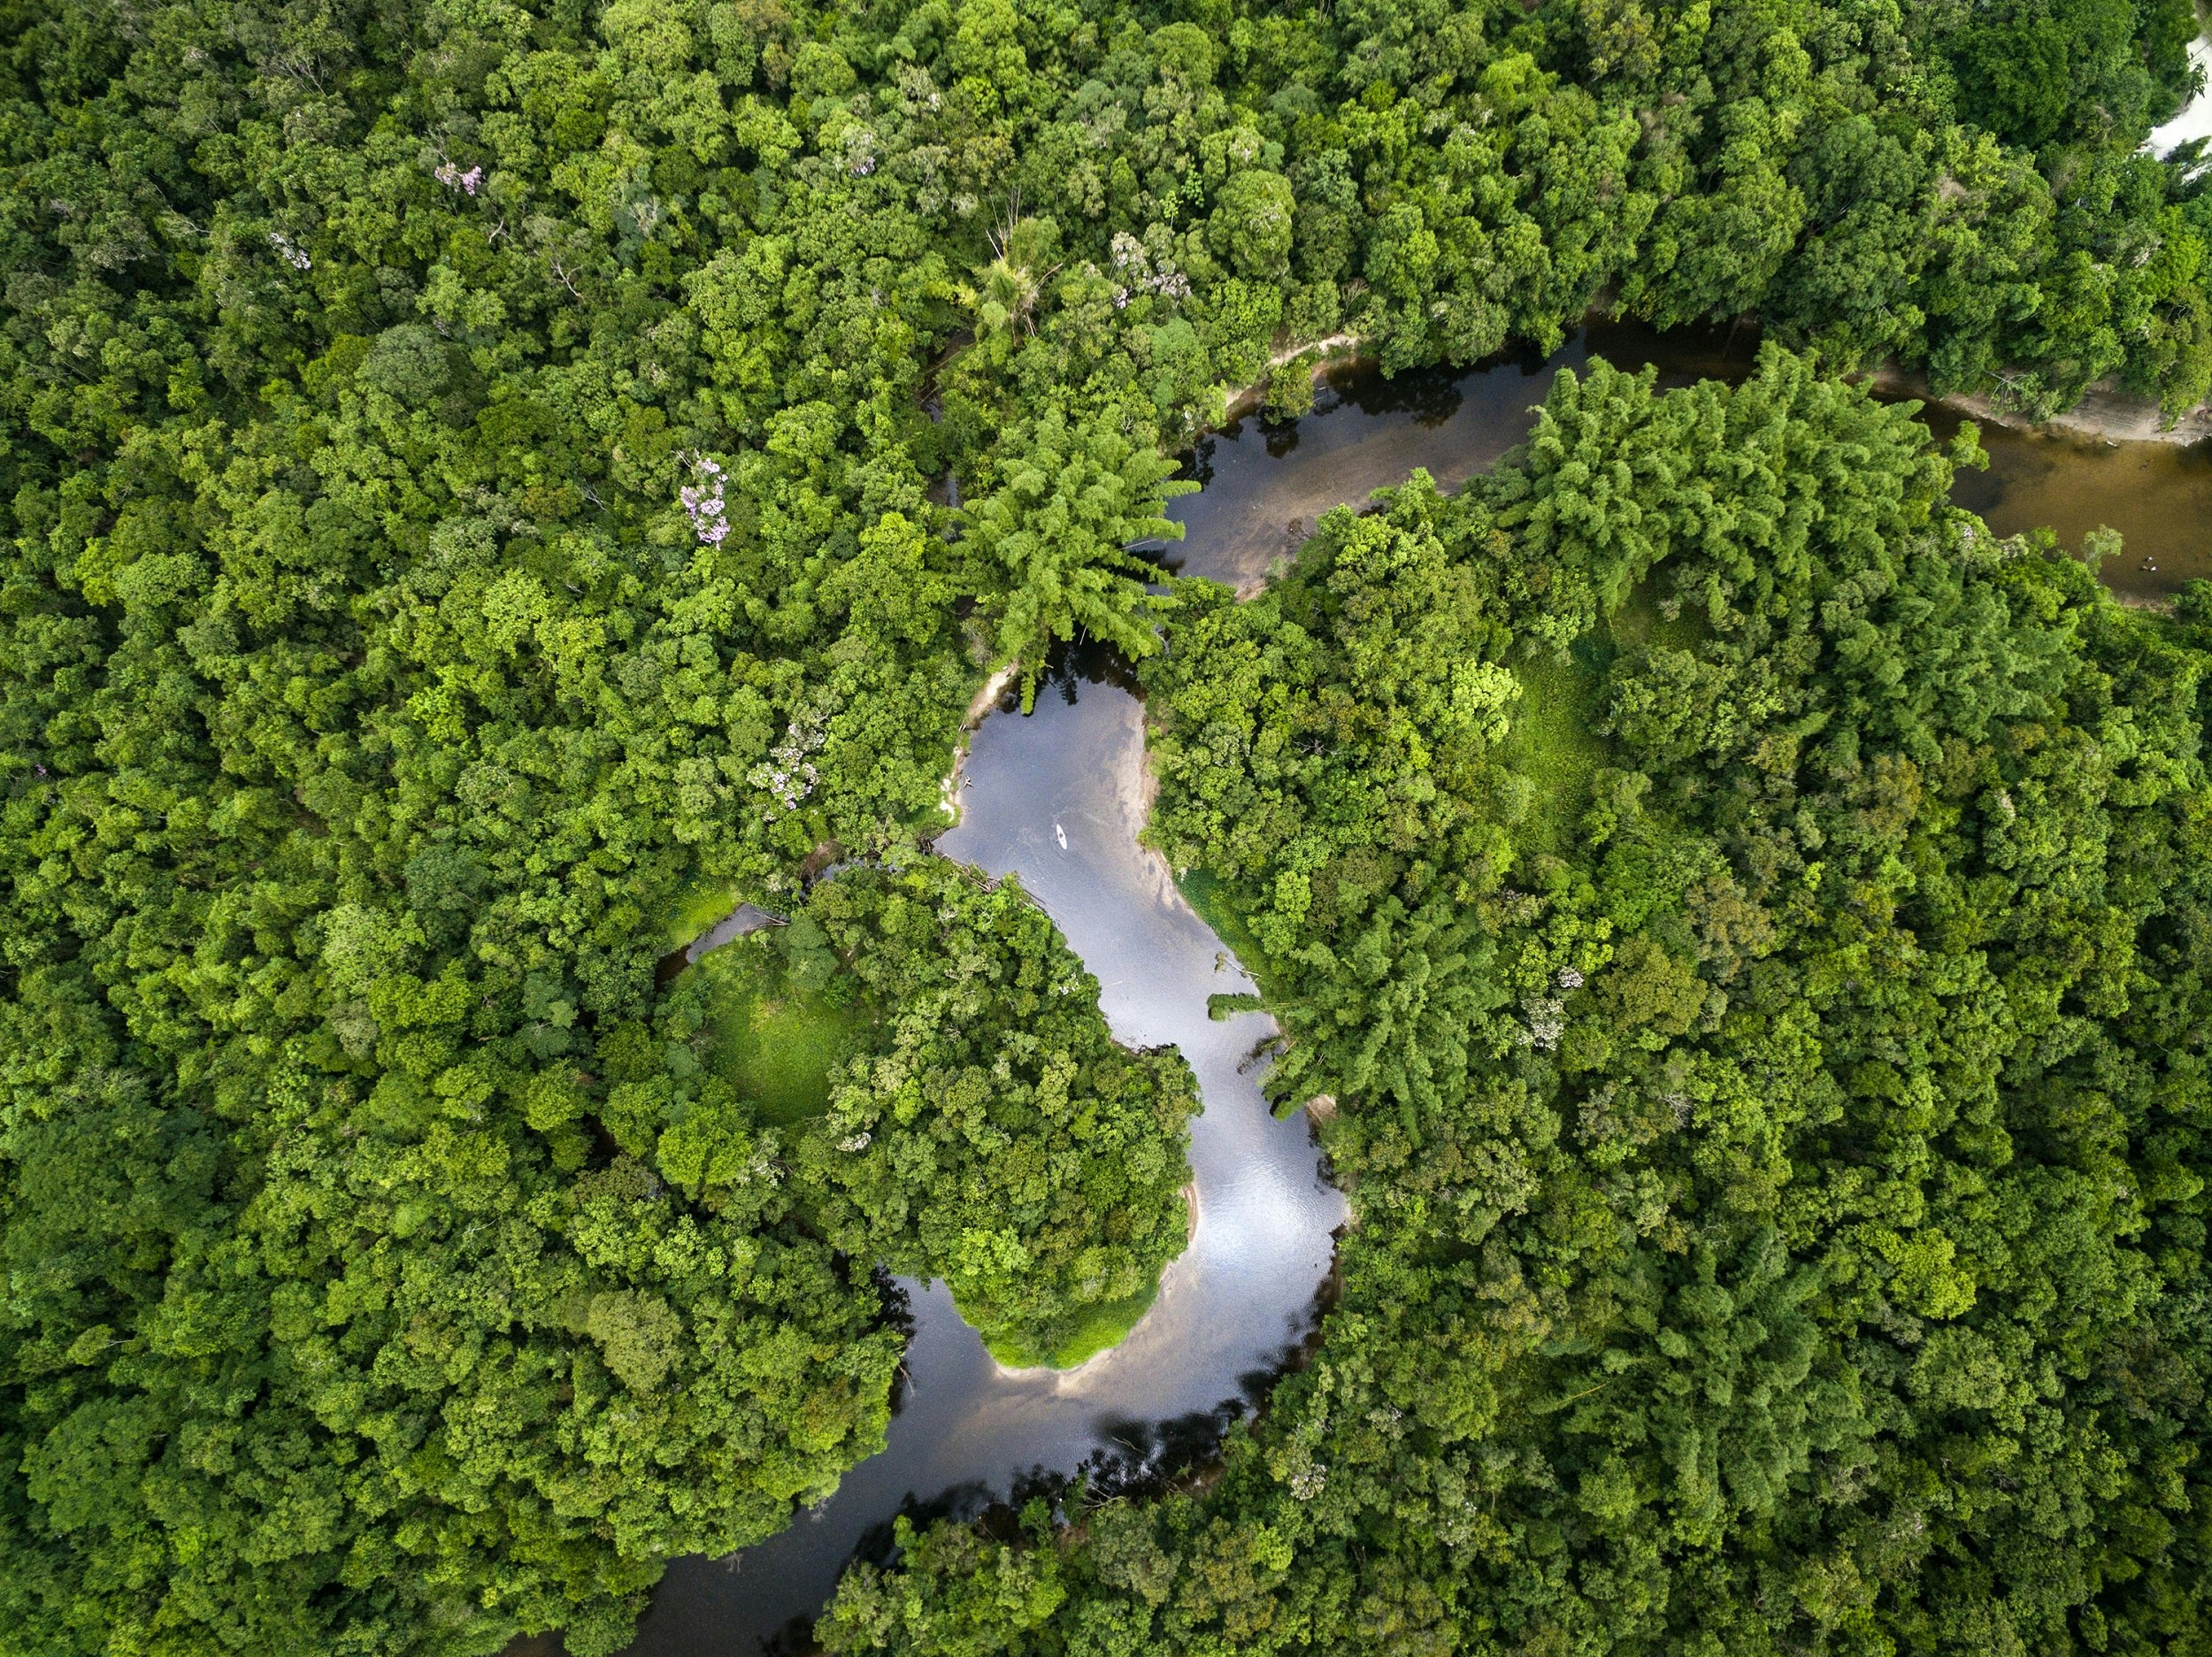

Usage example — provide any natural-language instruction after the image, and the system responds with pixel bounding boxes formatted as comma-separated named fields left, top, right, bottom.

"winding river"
left=627, top=644, right=1347, bottom=1656
left=625, top=318, right=2208, bottom=1657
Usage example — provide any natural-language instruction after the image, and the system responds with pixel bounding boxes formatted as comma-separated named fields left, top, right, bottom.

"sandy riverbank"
left=1870, top=363, right=2212, bottom=449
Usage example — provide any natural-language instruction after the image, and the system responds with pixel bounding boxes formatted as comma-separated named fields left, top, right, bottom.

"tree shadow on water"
left=1082, top=1398, right=1251, bottom=1499
left=872, top=1272, right=921, bottom=1418
left=1332, top=337, right=1557, bottom=427
left=1179, top=435, right=1218, bottom=491
left=852, top=1481, right=1001, bottom=1569
left=1345, top=364, right=1466, bottom=426
left=1032, top=636, right=1146, bottom=706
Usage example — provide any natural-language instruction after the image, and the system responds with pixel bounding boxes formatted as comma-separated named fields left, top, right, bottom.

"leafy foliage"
left=4, top=0, right=2211, bottom=1651
left=753, top=863, right=1198, bottom=1367
left=962, top=407, right=1195, bottom=710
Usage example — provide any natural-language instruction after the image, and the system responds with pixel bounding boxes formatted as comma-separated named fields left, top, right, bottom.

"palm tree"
left=957, top=199, right=1060, bottom=364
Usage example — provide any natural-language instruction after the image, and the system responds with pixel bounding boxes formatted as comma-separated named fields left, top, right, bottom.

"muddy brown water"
left=1920, top=408, right=2212, bottom=601
left=617, top=319, right=2205, bottom=1657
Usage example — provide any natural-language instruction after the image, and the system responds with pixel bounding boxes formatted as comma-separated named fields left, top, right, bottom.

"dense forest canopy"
left=833, top=346, right=2212, bottom=1657
left=2, top=0, right=2210, bottom=1654
left=703, top=863, right=1200, bottom=1369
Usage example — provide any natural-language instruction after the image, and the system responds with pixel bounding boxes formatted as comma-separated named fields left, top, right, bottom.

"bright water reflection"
left=625, top=648, right=1345, bottom=1656
left=2150, top=36, right=2212, bottom=161
left=1164, top=320, right=2208, bottom=603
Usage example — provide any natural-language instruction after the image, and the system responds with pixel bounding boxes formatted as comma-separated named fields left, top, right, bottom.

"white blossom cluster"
left=434, top=159, right=484, bottom=196
left=1520, top=993, right=1566, bottom=1052
left=837, top=1131, right=872, bottom=1154
left=1557, top=965, right=1585, bottom=990
left=267, top=230, right=311, bottom=270
left=731, top=1144, right=782, bottom=1186
left=749, top=707, right=828, bottom=815
left=839, top=127, right=879, bottom=177
left=679, top=453, right=730, bottom=546
left=1108, top=230, right=1191, bottom=309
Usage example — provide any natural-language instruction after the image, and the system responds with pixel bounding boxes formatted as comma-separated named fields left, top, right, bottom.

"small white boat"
left=1054, top=823, right=1068, bottom=850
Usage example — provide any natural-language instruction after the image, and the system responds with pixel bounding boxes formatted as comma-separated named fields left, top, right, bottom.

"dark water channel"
left=624, top=319, right=2206, bottom=1657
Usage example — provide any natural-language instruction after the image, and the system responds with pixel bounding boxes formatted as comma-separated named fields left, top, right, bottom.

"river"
left=622, top=318, right=2207, bottom=1657
left=2150, top=35, right=2212, bottom=161
left=626, top=642, right=1347, bottom=1656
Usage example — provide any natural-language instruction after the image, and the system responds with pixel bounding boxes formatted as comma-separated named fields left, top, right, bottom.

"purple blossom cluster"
left=435, top=160, right=484, bottom=196
left=679, top=454, right=729, bottom=546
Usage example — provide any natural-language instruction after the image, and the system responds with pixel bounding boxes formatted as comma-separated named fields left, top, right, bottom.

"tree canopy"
left=696, top=862, right=1199, bottom=1368
left=4, top=0, right=2211, bottom=1653
left=824, top=348, right=2212, bottom=1657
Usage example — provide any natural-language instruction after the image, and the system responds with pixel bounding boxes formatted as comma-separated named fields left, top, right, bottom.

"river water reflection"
left=1922, top=408, right=2212, bottom=601
left=2150, top=35, right=2212, bottom=161
left=624, top=317, right=2207, bottom=1657
left=1161, top=320, right=1753, bottom=590
left=626, top=648, right=1345, bottom=1656
left=1165, top=319, right=2210, bottom=601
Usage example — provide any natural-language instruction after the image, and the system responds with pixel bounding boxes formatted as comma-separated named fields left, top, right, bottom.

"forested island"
left=4, top=2, right=2212, bottom=1656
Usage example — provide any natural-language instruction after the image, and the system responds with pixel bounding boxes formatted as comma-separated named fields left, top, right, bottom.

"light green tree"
left=964, top=404, right=1197, bottom=710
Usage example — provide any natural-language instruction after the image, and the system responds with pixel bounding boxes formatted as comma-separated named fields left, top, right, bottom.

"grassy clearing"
left=697, top=942, right=864, bottom=1125
left=1501, top=585, right=1698, bottom=853
left=979, top=1281, right=1163, bottom=1371
left=1177, top=867, right=1276, bottom=992
left=1502, top=645, right=1609, bottom=854
left=1607, top=582, right=1709, bottom=654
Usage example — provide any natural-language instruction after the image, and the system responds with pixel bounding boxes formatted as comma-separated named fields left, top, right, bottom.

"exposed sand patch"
left=1870, top=362, right=2212, bottom=449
